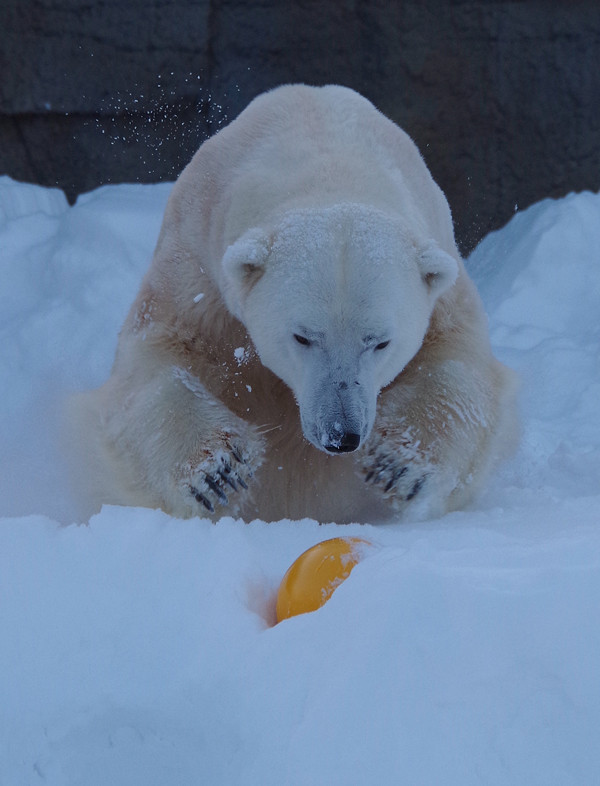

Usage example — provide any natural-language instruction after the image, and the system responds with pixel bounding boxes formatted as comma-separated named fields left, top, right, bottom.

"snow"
left=1, top=175, right=599, bottom=784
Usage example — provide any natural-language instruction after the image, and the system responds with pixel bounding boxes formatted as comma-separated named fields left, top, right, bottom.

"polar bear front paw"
left=189, top=454, right=248, bottom=513
left=177, top=432, right=262, bottom=516
left=362, top=448, right=428, bottom=503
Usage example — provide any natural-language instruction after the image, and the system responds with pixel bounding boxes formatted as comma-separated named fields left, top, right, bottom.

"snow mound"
left=1, top=177, right=599, bottom=784
left=468, top=191, right=600, bottom=505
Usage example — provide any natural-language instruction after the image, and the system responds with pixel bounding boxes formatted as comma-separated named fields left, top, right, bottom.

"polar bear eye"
left=294, top=334, right=312, bottom=347
left=374, top=340, right=390, bottom=351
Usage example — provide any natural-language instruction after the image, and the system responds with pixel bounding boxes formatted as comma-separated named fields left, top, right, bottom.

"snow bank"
left=1, top=176, right=599, bottom=785
left=468, top=191, right=600, bottom=505
left=0, top=179, right=172, bottom=522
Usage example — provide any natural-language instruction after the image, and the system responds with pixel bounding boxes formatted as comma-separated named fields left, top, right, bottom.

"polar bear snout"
left=300, top=377, right=374, bottom=455
left=322, top=428, right=362, bottom=454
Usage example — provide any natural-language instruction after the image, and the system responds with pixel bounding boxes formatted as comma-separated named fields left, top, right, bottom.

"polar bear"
left=70, top=84, right=518, bottom=523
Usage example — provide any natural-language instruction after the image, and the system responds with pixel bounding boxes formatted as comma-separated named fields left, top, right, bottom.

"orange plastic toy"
left=276, top=536, right=372, bottom=622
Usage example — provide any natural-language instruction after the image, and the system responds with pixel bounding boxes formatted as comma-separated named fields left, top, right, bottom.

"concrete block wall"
left=1, top=0, right=599, bottom=252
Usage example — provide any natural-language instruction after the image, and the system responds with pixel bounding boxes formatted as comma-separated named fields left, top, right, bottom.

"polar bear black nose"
left=324, top=431, right=361, bottom=454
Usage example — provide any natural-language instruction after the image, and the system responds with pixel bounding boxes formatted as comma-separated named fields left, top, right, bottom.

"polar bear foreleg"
left=359, top=358, right=516, bottom=519
left=74, top=349, right=265, bottom=519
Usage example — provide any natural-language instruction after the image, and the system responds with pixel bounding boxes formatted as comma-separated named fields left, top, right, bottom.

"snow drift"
left=1, top=176, right=599, bottom=785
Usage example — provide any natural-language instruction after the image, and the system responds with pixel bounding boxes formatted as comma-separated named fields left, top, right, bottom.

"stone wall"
left=1, top=0, right=599, bottom=251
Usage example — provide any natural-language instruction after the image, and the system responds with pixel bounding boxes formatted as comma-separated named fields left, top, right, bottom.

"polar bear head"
left=222, top=204, right=457, bottom=454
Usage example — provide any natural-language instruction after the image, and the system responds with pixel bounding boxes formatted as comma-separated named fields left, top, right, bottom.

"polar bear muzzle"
left=321, top=426, right=362, bottom=454
left=300, top=373, right=374, bottom=455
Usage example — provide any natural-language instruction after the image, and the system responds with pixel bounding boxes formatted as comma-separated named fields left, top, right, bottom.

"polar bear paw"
left=177, top=431, right=262, bottom=515
left=362, top=447, right=428, bottom=503
left=360, top=423, right=434, bottom=510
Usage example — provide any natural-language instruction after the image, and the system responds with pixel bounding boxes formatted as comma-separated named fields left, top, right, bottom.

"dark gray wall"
left=1, top=0, right=599, bottom=252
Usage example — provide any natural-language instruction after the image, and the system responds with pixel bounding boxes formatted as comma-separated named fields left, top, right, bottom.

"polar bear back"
left=166, top=84, right=458, bottom=278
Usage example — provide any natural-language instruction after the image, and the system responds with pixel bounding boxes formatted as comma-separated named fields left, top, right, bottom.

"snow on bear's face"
left=223, top=205, right=457, bottom=454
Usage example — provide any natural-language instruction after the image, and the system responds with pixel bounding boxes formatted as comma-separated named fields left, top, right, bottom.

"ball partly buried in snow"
left=276, top=537, right=372, bottom=622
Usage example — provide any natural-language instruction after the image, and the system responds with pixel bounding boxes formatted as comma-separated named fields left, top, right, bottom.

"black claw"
left=393, top=466, right=408, bottom=484
left=406, top=476, right=425, bottom=501
left=191, top=486, right=214, bottom=513
left=366, top=459, right=386, bottom=484
left=237, top=475, right=248, bottom=490
left=230, top=446, right=245, bottom=464
left=384, top=466, right=408, bottom=493
left=219, top=470, right=238, bottom=491
left=205, top=474, right=228, bottom=505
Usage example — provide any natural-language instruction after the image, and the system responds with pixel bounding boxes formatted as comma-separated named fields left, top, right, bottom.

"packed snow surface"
left=1, top=176, right=599, bottom=785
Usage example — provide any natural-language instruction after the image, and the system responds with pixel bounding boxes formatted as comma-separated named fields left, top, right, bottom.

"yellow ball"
left=276, top=536, right=372, bottom=622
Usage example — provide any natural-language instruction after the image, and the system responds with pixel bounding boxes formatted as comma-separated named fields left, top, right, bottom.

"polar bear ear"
left=222, top=228, right=271, bottom=286
left=221, top=228, right=271, bottom=317
left=417, top=241, right=459, bottom=298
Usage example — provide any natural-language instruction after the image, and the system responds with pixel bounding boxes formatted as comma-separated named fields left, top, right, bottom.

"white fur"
left=68, top=84, right=518, bottom=523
